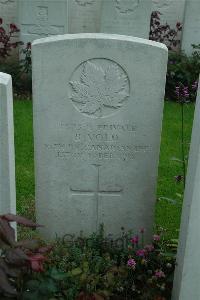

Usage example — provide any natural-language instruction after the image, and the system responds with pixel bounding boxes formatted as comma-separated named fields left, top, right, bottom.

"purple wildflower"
left=153, top=234, right=160, bottom=242
left=136, top=249, right=146, bottom=257
left=175, top=86, right=180, bottom=97
left=131, top=235, right=139, bottom=245
left=155, top=270, right=165, bottom=278
left=127, top=258, right=136, bottom=269
left=192, top=80, right=198, bottom=91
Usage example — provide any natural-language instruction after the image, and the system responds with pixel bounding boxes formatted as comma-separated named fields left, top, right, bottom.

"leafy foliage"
left=0, top=18, right=32, bottom=96
left=0, top=18, right=22, bottom=59
left=166, top=44, right=200, bottom=101
left=21, top=227, right=176, bottom=300
left=0, top=214, right=47, bottom=298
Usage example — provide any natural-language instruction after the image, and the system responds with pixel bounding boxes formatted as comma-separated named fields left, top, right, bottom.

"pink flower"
left=153, top=234, right=160, bottom=242
left=155, top=270, right=165, bottom=278
left=145, top=244, right=154, bottom=252
left=136, top=249, right=146, bottom=257
left=131, top=235, right=139, bottom=245
left=127, top=258, right=136, bottom=269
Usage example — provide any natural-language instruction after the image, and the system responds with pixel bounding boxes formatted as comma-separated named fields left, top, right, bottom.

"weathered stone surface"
left=68, top=0, right=102, bottom=33
left=0, top=0, right=17, bottom=27
left=0, top=73, right=16, bottom=216
left=32, top=34, right=167, bottom=239
left=181, top=0, right=200, bottom=54
left=172, top=78, right=200, bottom=300
left=100, top=0, right=152, bottom=38
left=152, top=0, right=185, bottom=29
left=19, top=0, right=68, bottom=45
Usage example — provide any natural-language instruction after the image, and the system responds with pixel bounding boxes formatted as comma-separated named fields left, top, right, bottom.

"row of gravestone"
left=0, top=32, right=200, bottom=298
left=0, top=0, right=200, bottom=55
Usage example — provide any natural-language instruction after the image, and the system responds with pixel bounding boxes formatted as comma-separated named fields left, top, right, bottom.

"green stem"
left=181, top=102, right=186, bottom=188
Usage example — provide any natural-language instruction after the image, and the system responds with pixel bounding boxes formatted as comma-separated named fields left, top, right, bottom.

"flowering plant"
left=149, top=11, right=182, bottom=50
left=21, top=226, right=175, bottom=300
left=166, top=45, right=200, bottom=101
left=0, top=18, right=22, bottom=59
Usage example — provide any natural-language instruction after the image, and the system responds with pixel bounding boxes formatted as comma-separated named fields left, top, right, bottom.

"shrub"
left=149, top=11, right=182, bottom=50
left=0, top=18, right=22, bottom=59
left=166, top=44, right=200, bottom=101
left=0, top=18, right=32, bottom=97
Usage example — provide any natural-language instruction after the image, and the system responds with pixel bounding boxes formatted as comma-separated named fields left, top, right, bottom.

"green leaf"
left=49, top=268, right=68, bottom=281
left=25, top=280, right=40, bottom=291
left=71, top=267, right=82, bottom=276
left=170, top=157, right=184, bottom=163
left=158, top=197, right=177, bottom=204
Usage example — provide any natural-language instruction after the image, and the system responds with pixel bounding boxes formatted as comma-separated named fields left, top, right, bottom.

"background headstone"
left=0, top=0, right=18, bottom=28
left=100, top=0, right=152, bottom=38
left=0, top=72, right=16, bottom=216
left=68, top=0, right=102, bottom=33
left=19, top=0, right=68, bottom=45
left=172, top=78, right=200, bottom=300
left=32, top=33, right=167, bottom=240
left=152, top=0, right=185, bottom=29
left=181, top=0, right=200, bottom=55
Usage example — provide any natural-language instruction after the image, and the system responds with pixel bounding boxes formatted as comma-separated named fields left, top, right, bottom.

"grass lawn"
left=14, top=100, right=195, bottom=239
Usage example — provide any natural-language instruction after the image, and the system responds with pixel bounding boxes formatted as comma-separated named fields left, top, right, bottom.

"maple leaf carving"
left=114, top=0, right=140, bottom=13
left=70, top=60, right=129, bottom=117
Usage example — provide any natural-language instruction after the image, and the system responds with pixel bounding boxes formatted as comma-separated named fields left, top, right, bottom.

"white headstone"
left=0, top=0, right=17, bottom=29
left=172, top=78, right=200, bottom=300
left=100, top=0, right=152, bottom=38
left=181, top=0, right=200, bottom=55
left=19, top=0, right=68, bottom=45
left=152, top=0, right=185, bottom=30
left=32, top=34, right=167, bottom=240
left=0, top=73, right=16, bottom=216
left=68, top=0, right=102, bottom=33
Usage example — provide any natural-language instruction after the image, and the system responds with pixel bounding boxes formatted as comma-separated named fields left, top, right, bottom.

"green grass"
left=14, top=100, right=35, bottom=220
left=14, top=100, right=195, bottom=239
left=156, top=101, right=195, bottom=238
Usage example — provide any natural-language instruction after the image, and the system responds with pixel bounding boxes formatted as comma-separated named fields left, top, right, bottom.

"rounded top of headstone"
left=32, top=33, right=168, bottom=52
left=0, top=72, right=11, bottom=86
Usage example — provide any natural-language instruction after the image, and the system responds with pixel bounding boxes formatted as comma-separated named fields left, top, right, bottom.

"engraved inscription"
left=70, top=164, right=123, bottom=228
left=75, top=0, right=95, bottom=6
left=23, top=5, right=64, bottom=36
left=69, top=59, right=130, bottom=118
left=44, top=122, right=152, bottom=162
left=114, top=0, right=140, bottom=14
left=152, top=0, right=173, bottom=9
left=26, top=24, right=63, bottom=35
left=37, top=6, right=48, bottom=23
left=0, top=0, right=14, bottom=3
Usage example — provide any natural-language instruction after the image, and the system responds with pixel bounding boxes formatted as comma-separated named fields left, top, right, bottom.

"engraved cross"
left=70, top=164, right=123, bottom=227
